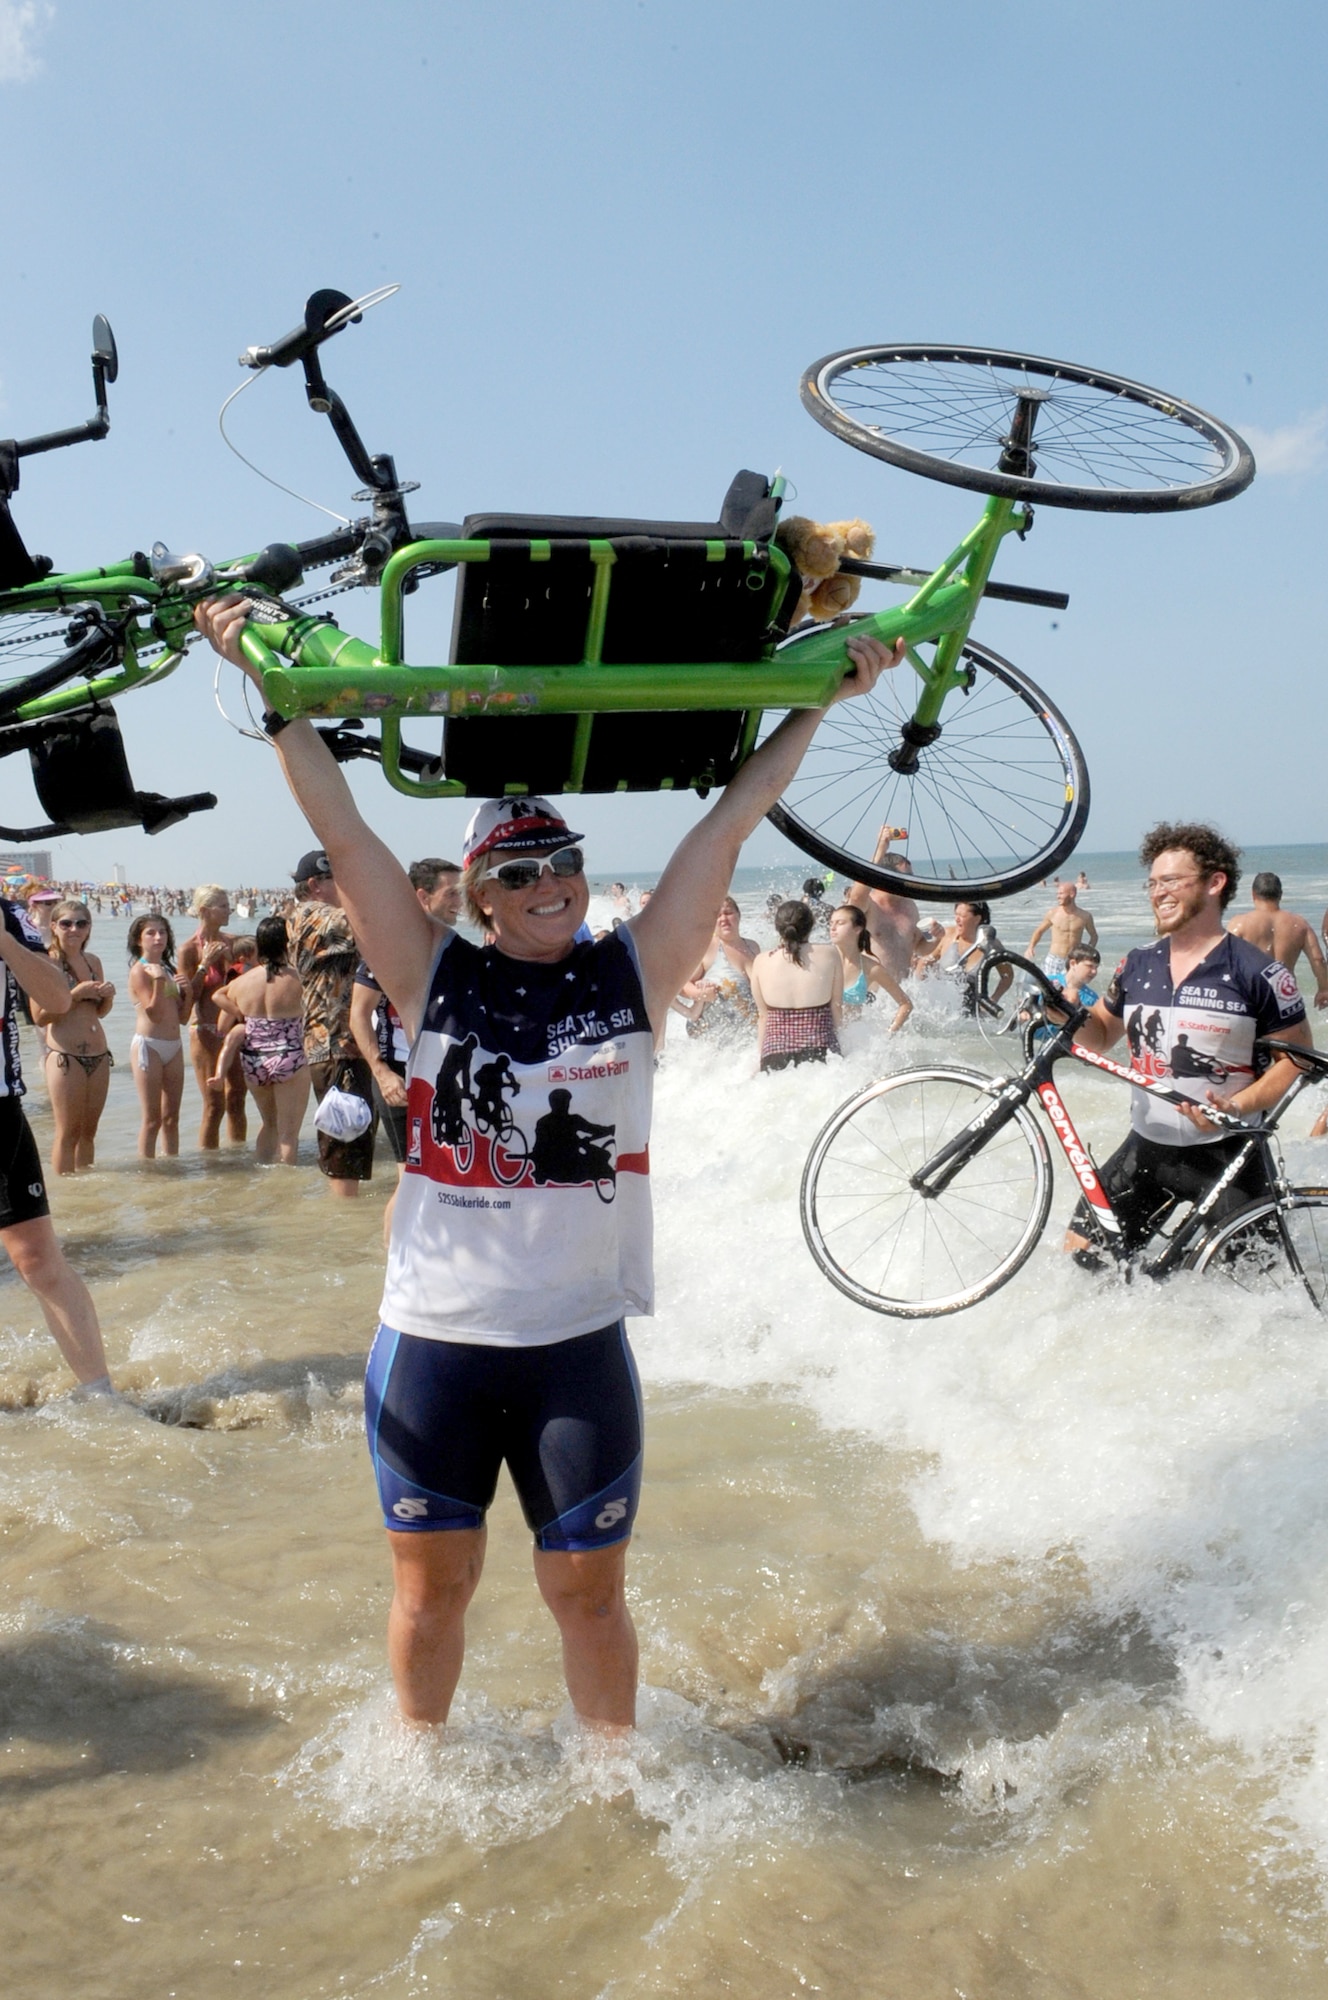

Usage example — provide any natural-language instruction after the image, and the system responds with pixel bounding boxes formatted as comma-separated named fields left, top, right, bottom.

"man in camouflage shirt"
left=288, top=849, right=377, bottom=1196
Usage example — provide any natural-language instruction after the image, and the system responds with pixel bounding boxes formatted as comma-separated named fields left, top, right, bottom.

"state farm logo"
left=548, top=1061, right=628, bottom=1081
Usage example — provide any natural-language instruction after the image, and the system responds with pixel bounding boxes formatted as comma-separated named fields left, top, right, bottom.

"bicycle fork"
left=908, top=1065, right=1130, bottom=1264
left=909, top=1077, right=1033, bottom=1197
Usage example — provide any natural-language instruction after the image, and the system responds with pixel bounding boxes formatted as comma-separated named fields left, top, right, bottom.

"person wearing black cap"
left=287, top=848, right=377, bottom=1196
left=195, top=591, right=902, bottom=1734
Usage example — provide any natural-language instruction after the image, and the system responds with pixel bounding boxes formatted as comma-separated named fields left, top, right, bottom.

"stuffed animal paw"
left=776, top=514, right=876, bottom=622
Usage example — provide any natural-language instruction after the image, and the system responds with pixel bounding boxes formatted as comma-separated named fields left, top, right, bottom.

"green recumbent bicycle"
left=0, top=288, right=1254, bottom=895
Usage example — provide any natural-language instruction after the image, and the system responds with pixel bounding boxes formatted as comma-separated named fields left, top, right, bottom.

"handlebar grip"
left=240, top=289, right=357, bottom=370
left=291, top=526, right=361, bottom=566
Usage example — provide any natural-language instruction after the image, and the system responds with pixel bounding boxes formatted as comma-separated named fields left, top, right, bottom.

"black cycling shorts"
left=364, top=1319, right=643, bottom=1553
left=1071, top=1128, right=1271, bottom=1254
left=0, top=1098, right=50, bottom=1230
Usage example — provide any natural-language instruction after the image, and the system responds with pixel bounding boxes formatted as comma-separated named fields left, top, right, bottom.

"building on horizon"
left=0, top=849, right=53, bottom=879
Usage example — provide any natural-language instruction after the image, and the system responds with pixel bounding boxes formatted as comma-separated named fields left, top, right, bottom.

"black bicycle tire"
left=765, top=634, right=1090, bottom=901
left=1184, top=1185, right=1328, bottom=1312
left=800, top=1066, right=1053, bottom=1318
left=800, top=345, right=1255, bottom=513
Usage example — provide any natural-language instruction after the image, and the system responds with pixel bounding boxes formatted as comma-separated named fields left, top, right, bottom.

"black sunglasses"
left=482, top=844, right=585, bottom=892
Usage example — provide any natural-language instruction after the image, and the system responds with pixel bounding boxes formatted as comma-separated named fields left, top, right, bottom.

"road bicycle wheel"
left=801, top=1066, right=1052, bottom=1317
left=765, top=634, right=1089, bottom=900
left=800, top=346, right=1254, bottom=512
left=1185, top=1187, right=1328, bottom=1312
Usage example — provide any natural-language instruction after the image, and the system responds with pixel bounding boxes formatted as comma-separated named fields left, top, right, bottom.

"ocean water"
left=3, top=849, right=1328, bottom=1998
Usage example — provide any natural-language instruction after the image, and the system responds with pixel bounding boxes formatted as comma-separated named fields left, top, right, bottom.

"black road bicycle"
left=801, top=953, right=1328, bottom=1318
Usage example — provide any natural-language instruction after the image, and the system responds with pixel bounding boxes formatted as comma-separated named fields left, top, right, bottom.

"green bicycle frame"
left=0, top=493, right=1027, bottom=799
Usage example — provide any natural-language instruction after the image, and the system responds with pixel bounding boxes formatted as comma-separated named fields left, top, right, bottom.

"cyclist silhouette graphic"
left=531, top=1088, right=616, bottom=1194
left=472, top=1053, right=519, bottom=1132
left=431, top=1032, right=478, bottom=1147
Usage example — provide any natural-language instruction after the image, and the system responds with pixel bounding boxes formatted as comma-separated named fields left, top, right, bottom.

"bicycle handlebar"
left=238, top=288, right=363, bottom=371
left=977, top=948, right=1088, bottom=1031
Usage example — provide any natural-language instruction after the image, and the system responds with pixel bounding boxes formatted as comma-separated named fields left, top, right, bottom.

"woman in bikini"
left=209, top=916, right=309, bottom=1165
left=828, top=904, right=913, bottom=1032
left=179, top=884, right=247, bottom=1149
left=33, top=900, right=115, bottom=1172
left=748, top=900, right=843, bottom=1073
left=672, top=895, right=760, bottom=1042
left=127, top=914, right=194, bottom=1159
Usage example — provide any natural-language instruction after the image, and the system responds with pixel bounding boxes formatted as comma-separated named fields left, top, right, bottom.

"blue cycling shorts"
left=364, top=1319, right=643, bottom=1553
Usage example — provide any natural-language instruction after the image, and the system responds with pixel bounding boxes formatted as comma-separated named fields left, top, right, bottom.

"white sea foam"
left=639, top=963, right=1328, bottom=1881
left=285, top=1683, right=836, bottom=1876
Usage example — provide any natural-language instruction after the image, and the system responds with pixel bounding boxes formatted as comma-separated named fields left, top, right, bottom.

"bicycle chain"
left=0, top=576, right=355, bottom=663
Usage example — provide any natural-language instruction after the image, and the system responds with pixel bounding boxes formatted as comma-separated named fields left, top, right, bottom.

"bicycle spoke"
left=805, top=1073, right=1048, bottom=1313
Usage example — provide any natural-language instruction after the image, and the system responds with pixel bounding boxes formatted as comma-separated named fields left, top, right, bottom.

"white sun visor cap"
left=462, top=796, right=585, bottom=869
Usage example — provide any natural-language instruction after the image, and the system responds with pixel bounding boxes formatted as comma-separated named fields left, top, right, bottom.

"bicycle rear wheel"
left=801, top=1066, right=1052, bottom=1318
left=1185, top=1187, right=1328, bottom=1311
left=800, top=346, right=1254, bottom=512
left=765, top=634, right=1089, bottom=900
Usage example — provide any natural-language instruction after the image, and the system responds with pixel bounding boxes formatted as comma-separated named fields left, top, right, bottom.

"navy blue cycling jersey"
left=1104, top=931, right=1307, bottom=1145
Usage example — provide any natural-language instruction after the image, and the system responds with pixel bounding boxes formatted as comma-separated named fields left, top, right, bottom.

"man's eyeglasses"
left=482, top=845, right=585, bottom=892
left=1145, top=874, right=1206, bottom=896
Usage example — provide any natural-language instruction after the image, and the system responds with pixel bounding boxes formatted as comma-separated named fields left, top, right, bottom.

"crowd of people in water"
left=10, top=839, right=1328, bottom=1185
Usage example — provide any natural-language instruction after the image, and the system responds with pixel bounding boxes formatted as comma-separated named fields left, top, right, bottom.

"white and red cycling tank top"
left=379, top=927, right=655, bottom=1347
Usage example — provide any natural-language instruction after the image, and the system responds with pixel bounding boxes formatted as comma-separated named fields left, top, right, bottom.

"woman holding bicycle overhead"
left=194, top=590, right=901, bottom=1736
left=1062, top=822, right=1313, bottom=1265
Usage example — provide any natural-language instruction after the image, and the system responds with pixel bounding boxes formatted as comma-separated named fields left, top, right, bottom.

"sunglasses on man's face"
left=482, top=844, right=585, bottom=893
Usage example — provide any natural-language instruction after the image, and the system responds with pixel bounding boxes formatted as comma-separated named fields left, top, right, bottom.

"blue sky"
left=1, top=0, right=1324, bottom=886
